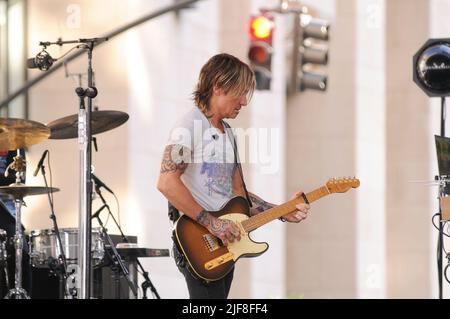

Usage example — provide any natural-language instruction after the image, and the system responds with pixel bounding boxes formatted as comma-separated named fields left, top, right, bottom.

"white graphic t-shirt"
left=167, top=107, right=237, bottom=212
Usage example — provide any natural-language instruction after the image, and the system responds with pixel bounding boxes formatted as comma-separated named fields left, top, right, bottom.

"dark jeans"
left=173, top=242, right=234, bottom=299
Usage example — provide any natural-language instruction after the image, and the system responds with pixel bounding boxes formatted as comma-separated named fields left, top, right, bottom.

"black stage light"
left=413, top=38, right=450, bottom=97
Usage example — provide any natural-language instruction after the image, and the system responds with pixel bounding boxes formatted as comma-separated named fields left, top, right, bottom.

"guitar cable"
left=432, top=213, right=450, bottom=238
left=432, top=213, right=450, bottom=285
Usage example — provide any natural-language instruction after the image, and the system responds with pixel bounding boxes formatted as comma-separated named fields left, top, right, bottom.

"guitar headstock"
left=326, top=177, right=360, bottom=193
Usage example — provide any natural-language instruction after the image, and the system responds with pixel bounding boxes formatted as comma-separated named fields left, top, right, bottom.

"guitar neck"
left=241, top=186, right=331, bottom=232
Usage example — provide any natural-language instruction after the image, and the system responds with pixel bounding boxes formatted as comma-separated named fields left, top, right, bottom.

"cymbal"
left=0, top=118, right=50, bottom=150
left=0, top=183, right=59, bottom=198
left=47, top=110, right=129, bottom=139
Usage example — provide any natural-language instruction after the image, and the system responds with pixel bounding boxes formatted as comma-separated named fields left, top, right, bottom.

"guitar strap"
left=223, top=121, right=253, bottom=208
left=168, top=201, right=180, bottom=223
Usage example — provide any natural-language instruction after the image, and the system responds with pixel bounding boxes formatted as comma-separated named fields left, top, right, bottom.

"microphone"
left=27, top=50, right=56, bottom=71
left=91, top=173, right=114, bottom=194
left=212, top=134, right=218, bottom=140
left=33, top=150, right=49, bottom=177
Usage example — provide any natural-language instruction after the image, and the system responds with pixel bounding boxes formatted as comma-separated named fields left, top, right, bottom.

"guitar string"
left=242, top=187, right=331, bottom=231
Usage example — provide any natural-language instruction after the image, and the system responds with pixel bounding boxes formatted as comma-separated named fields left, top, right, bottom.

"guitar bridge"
left=203, top=234, right=220, bottom=252
left=204, top=252, right=234, bottom=270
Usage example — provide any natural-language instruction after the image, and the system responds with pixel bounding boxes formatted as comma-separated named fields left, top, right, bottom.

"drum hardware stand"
left=92, top=178, right=160, bottom=299
left=36, top=156, right=72, bottom=299
left=4, top=152, right=29, bottom=299
left=0, top=230, right=9, bottom=293
left=92, top=183, right=138, bottom=299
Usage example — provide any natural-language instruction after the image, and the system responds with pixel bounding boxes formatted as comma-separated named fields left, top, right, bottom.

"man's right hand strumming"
left=196, top=210, right=241, bottom=245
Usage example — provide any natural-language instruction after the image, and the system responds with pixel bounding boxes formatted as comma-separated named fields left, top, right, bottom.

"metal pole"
left=78, top=44, right=95, bottom=299
left=439, top=96, right=446, bottom=299
left=77, top=88, right=88, bottom=298
left=289, top=13, right=301, bottom=94
left=13, top=199, right=23, bottom=291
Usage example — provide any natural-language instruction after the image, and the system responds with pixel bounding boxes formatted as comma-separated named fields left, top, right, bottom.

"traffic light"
left=292, top=12, right=330, bottom=92
left=248, top=14, right=274, bottom=90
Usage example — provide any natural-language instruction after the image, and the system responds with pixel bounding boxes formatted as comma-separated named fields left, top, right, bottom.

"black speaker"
left=31, top=267, right=59, bottom=299
left=93, top=234, right=138, bottom=299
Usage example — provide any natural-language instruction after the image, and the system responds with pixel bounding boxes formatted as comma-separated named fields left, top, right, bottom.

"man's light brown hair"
left=193, top=53, right=256, bottom=115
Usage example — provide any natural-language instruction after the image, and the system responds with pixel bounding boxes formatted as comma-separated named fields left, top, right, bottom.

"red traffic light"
left=249, top=15, right=274, bottom=42
left=248, top=42, right=272, bottom=65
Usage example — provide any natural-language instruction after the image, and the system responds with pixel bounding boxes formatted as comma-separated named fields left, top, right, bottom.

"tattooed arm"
left=249, top=191, right=310, bottom=223
left=196, top=210, right=241, bottom=245
left=247, top=192, right=275, bottom=216
left=157, top=144, right=241, bottom=244
left=157, top=144, right=203, bottom=217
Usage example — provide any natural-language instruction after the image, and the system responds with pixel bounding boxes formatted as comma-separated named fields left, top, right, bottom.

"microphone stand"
left=38, top=162, right=70, bottom=298
left=93, top=183, right=160, bottom=299
left=34, top=36, right=108, bottom=299
left=92, top=184, right=138, bottom=299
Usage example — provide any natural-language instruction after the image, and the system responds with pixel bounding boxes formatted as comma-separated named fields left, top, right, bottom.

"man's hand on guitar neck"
left=196, top=210, right=241, bottom=245
left=248, top=190, right=310, bottom=223
left=281, top=191, right=310, bottom=223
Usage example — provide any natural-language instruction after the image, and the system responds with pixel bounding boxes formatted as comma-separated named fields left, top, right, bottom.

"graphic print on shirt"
left=200, top=162, right=235, bottom=198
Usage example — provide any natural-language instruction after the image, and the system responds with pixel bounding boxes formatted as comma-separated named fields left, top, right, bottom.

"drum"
left=29, top=228, right=104, bottom=268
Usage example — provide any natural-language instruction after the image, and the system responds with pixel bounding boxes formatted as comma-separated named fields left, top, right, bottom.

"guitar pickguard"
left=218, top=213, right=268, bottom=260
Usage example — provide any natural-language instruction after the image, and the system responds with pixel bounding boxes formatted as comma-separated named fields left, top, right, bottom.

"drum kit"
left=0, top=110, right=129, bottom=299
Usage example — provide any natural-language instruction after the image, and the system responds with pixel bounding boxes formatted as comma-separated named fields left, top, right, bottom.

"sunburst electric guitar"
left=175, top=177, right=360, bottom=281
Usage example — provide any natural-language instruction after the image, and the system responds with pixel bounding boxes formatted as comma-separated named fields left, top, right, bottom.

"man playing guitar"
left=157, top=53, right=310, bottom=299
